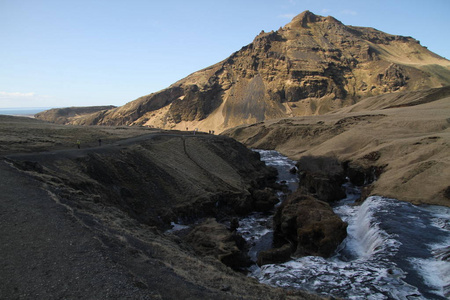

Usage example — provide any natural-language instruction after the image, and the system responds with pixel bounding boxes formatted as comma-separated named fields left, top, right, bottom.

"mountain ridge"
left=36, top=11, right=450, bottom=132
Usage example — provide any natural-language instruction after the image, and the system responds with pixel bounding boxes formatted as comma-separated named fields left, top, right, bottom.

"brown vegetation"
left=224, top=86, right=450, bottom=206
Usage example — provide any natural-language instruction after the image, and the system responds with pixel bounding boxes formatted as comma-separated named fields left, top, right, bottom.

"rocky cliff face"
left=42, top=10, right=450, bottom=133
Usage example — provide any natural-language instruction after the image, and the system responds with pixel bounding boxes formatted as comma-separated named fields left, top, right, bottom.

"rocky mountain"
left=37, top=11, right=450, bottom=133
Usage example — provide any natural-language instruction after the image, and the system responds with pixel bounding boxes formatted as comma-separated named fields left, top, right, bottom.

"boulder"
left=343, top=159, right=386, bottom=187
left=251, top=187, right=279, bottom=212
left=257, top=243, right=292, bottom=266
left=296, top=156, right=346, bottom=202
left=184, top=218, right=251, bottom=270
left=273, top=191, right=347, bottom=258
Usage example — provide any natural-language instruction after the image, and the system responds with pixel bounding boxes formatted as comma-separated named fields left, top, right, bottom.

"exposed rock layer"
left=36, top=11, right=450, bottom=133
left=296, top=156, right=347, bottom=202
left=184, top=218, right=252, bottom=271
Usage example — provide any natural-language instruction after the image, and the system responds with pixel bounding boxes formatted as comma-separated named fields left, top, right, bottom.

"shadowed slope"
left=0, top=117, right=321, bottom=299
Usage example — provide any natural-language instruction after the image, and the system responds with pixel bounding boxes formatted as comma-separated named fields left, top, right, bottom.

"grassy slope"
left=224, top=87, right=450, bottom=206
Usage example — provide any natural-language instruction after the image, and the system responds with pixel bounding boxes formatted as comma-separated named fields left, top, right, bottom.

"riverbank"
left=224, top=86, right=450, bottom=207
left=237, top=151, right=450, bottom=299
left=0, top=115, right=321, bottom=299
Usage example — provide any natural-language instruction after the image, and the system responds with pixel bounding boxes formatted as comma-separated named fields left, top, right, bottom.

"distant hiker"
left=77, top=140, right=81, bottom=149
left=98, top=138, right=102, bottom=146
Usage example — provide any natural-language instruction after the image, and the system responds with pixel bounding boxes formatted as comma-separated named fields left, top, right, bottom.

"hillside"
left=37, top=11, right=450, bottom=133
left=35, top=105, right=116, bottom=124
left=0, top=116, right=320, bottom=299
left=224, top=86, right=450, bottom=206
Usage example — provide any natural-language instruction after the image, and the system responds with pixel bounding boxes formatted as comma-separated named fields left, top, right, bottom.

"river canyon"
left=239, top=150, right=450, bottom=300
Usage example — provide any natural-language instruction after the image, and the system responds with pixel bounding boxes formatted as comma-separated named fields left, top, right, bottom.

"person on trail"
left=77, top=140, right=81, bottom=149
left=98, top=138, right=102, bottom=146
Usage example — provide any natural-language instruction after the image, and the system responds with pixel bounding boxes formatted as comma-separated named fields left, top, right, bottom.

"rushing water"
left=237, top=150, right=299, bottom=266
left=239, top=150, right=450, bottom=300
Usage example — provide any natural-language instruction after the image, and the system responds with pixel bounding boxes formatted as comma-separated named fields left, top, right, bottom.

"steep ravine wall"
left=7, top=134, right=279, bottom=229
left=2, top=132, right=322, bottom=299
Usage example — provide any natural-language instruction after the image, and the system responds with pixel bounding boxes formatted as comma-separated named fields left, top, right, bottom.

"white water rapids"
left=238, top=150, right=450, bottom=300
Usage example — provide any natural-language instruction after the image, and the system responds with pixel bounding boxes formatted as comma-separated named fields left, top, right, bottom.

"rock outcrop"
left=36, top=11, right=450, bottom=133
left=257, top=243, right=293, bottom=266
left=296, top=156, right=346, bottom=202
left=260, top=191, right=347, bottom=265
left=184, top=218, right=251, bottom=271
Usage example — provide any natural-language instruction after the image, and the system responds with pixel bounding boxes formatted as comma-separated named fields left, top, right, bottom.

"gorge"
left=0, top=118, right=320, bottom=299
left=239, top=150, right=450, bottom=299
left=2, top=9, right=450, bottom=300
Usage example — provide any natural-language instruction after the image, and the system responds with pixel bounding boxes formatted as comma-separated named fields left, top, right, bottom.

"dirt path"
left=0, top=160, right=154, bottom=299
left=1, top=157, right=261, bottom=299
left=4, top=131, right=211, bottom=160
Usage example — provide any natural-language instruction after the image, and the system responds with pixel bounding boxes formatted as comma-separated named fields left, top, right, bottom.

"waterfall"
left=350, top=196, right=400, bottom=259
left=240, top=150, right=450, bottom=299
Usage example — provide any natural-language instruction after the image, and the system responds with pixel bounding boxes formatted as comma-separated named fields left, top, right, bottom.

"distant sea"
left=0, top=107, right=52, bottom=117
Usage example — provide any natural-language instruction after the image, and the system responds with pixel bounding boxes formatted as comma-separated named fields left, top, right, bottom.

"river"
left=238, top=150, right=450, bottom=300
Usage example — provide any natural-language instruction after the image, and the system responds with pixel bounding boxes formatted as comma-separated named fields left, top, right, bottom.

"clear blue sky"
left=1, top=0, right=449, bottom=108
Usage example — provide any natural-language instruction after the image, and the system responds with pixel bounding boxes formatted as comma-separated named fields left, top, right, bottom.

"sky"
left=1, top=0, right=449, bottom=109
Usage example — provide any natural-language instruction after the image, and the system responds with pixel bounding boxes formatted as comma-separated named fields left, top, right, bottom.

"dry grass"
left=225, top=87, right=450, bottom=206
left=0, top=115, right=160, bottom=155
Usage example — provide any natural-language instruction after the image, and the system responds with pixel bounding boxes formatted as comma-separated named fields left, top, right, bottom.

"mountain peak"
left=290, top=10, right=320, bottom=27
left=43, top=11, right=450, bottom=133
left=292, top=10, right=317, bottom=22
left=287, top=10, right=341, bottom=28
